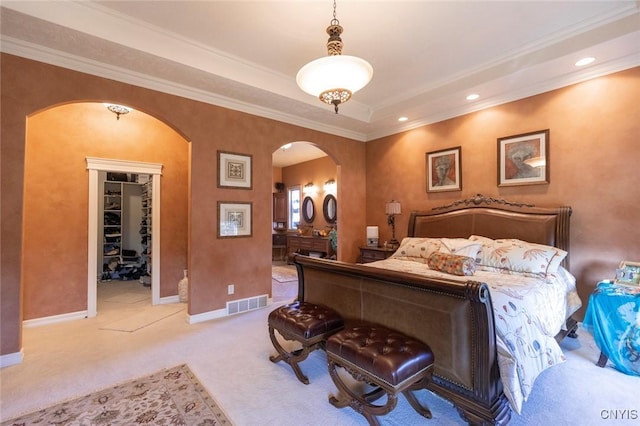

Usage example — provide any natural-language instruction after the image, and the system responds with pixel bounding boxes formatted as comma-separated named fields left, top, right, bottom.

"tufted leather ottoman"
left=326, top=324, right=435, bottom=425
left=268, top=301, right=344, bottom=384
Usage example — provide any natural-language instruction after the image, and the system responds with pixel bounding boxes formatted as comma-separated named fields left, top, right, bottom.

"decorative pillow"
left=469, top=235, right=567, bottom=276
left=427, top=252, right=476, bottom=276
left=390, top=237, right=442, bottom=263
left=439, top=238, right=482, bottom=258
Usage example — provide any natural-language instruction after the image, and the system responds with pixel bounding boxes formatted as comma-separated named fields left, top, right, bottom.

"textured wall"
left=0, top=54, right=366, bottom=357
left=365, top=67, right=640, bottom=314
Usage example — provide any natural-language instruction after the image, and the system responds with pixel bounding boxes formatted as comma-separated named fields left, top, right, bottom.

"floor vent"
left=226, top=294, right=268, bottom=316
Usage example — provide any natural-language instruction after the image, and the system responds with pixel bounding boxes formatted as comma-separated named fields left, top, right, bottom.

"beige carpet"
left=1, top=364, right=232, bottom=426
left=272, top=265, right=297, bottom=283
left=99, top=305, right=184, bottom=332
left=103, top=292, right=149, bottom=304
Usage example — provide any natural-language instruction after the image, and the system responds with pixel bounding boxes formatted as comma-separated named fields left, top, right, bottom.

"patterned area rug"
left=272, top=265, right=297, bottom=283
left=2, top=364, right=233, bottom=426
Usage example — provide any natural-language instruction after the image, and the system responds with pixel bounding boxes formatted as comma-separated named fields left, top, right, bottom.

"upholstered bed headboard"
left=408, top=194, right=572, bottom=269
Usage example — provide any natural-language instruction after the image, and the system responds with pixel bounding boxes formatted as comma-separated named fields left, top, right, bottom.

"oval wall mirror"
left=302, top=196, right=315, bottom=223
left=323, top=194, right=337, bottom=224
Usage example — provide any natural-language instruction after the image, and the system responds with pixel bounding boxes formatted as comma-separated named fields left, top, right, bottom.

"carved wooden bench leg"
left=267, top=301, right=343, bottom=385
left=326, top=324, right=435, bottom=425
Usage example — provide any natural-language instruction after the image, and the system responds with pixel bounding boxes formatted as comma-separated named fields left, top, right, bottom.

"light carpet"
left=2, top=300, right=638, bottom=426
left=99, top=305, right=184, bottom=332
left=271, top=265, right=298, bottom=283
left=1, top=364, right=232, bottom=426
left=103, top=292, right=149, bottom=304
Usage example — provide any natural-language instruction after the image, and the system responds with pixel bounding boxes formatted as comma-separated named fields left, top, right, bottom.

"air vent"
left=226, top=294, right=268, bottom=316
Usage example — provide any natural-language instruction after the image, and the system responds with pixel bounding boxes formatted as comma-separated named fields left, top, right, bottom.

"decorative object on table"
left=218, top=202, right=252, bottom=238
left=385, top=200, right=401, bottom=247
left=366, top=226, right=379, bottom=247
left=615, top=260, right=640, bottom=286
left=296, top=0, right=373, bottom=113
left=426, top=146, right=461, bottom=192
left=218, top=150, right=252, bottom=189
left=498, top=129, right=549, bottom=186
left=583, top=281, right=640, bottom=376
left=1, top=364, right=232, bottom=425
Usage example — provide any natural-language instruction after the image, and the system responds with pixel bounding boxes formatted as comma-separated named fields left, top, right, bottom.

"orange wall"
left=366, top=67, right=640, bottom=311
left=1, top=54, right=367, bottom=357
left=282, top=156, right=337, bottom=232
left=22, top=103, right=189, bottom=319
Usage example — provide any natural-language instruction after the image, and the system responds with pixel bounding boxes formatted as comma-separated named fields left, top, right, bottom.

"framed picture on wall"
left=615, top=260, right=640, bottom=286
left=218, top=202, right=252, bottom=238
left=426, top=146, right=461, bottom=192
left=218, top=151, right=252, bottom=189
left=498, top=129, right=549, bottom=187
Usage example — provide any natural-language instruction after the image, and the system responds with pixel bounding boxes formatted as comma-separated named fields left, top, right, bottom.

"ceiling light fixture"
left=104, top=103, right=132, bottom=120
left=575, top=57, right=595, bottom=67
left=466, top=93, right=480, bottom=101
left=398, top=116, right=409, bottom=122
left=296, top=0, right=373, bottom=114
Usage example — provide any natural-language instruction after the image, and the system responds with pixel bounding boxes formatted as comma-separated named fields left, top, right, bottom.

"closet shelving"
left=103, top=181, right=123, bottom=266
left=139, top=179, right=152, bottom=286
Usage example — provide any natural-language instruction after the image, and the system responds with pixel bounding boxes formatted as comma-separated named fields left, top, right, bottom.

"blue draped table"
left=583, top=280, right=640, bottom=376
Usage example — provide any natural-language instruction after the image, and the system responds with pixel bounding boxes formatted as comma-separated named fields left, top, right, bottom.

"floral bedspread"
left=363, top=258, right=582, bottom=413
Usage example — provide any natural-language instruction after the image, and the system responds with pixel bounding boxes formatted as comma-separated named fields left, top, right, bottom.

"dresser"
left=287, top=235, right=334, bottom=261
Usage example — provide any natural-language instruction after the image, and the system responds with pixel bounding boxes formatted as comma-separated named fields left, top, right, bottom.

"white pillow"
left=469, top=235, right=567, bottom=276
left=390, top=237, right=442, bottom=263
left=439, top=238, right=482, bottom=258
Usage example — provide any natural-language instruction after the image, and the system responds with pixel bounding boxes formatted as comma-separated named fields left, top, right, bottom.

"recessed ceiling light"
left=398, top=116, right=408, bottom=122
left=466, top=94, right=479, bottom=101
left=575, top=57, right=595, bottom=67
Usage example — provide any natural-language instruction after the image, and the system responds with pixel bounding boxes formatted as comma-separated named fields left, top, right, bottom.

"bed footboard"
left=294, top=255, right=512, bottom=425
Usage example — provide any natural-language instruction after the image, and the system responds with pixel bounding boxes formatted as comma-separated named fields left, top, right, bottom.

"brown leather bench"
left=268, top=301, right=344, bottom=384
left=326, top=323, right=435, bottom=425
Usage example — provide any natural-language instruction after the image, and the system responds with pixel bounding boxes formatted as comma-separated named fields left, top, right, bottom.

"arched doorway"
left=21, top=102, right=189, bottom=323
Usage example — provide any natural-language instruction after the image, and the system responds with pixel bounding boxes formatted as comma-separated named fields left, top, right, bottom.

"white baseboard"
left=187, top=307, right=227, bottom=324
left=0, top=350, right=24, bottom=368
left=23, top=310, right=88, bottom=328
left=159, top=295, right=180, bottom=304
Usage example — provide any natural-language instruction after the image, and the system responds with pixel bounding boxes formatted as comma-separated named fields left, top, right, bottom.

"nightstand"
left=582, top=280, right=640, bottom=376
left=359, top=246, right=396, bottom=264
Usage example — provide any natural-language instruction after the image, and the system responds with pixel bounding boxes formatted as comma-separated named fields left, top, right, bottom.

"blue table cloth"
left=583, top=281, right=640, bottom=376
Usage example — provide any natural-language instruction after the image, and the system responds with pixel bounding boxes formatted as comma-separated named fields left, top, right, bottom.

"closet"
left=98, top=172, right=152, bottom=283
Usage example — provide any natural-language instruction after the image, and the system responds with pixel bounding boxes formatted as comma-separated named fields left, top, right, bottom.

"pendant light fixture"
left=296, top=0, right=373, bottom=114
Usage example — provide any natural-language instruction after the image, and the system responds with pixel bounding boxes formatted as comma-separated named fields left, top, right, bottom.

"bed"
left=292, top=194, right=581, bottom=425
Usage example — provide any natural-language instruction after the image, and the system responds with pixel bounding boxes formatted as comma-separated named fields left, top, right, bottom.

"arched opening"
left=22, top=102, right=189, bottom=324
left=271, top=141, right=338, bottom=301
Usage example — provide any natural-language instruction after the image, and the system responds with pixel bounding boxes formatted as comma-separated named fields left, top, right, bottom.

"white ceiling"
left=1, top=1, right=639, bottom=166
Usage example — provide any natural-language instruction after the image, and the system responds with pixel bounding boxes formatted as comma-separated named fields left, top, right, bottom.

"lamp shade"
left=366, top=226, right=379, bottom=239
left=296, top=55, right=373, bottom=98
left=385, top=201, right=401, bottom=215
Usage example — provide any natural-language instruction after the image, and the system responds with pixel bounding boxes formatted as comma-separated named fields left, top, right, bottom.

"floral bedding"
left=363, top=257, right=582, bottom=414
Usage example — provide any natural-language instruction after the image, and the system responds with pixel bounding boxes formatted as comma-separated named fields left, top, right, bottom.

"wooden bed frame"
left=293, top=194, right=578, bottom=425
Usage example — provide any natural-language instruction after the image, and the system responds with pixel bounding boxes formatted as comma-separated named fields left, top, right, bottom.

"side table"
left=359, top=246, right=396, bottom=264
left=582, top=280, right=640, bottom=376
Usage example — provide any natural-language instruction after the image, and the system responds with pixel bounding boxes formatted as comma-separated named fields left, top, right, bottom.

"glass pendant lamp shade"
left=296, top=55, right=373, bottom=105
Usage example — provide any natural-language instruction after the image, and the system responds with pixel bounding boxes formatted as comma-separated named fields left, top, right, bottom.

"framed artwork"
left=498, top=129, right=549, bottom=187
left=426, top=146, right=461, bottom=192
left=615, top=260, right=640, bottom=286
left=218, top=151, right=252, bottom=189
left=218, top=202, right=252, bottom=238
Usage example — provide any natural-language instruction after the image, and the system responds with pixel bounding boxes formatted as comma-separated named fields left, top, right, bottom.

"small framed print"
left=426, top=146, right=461, bottom=192
left=218, top=202, right=252, bottom=238
left=218, top=151, right=252, bottom=189
left=615, top=260, right=640, bottom=286
left=498, top=129, right=549, bottom=187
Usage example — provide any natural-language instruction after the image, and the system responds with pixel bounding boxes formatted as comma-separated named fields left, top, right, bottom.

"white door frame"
left=86, top=157, right=162, bottom=317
